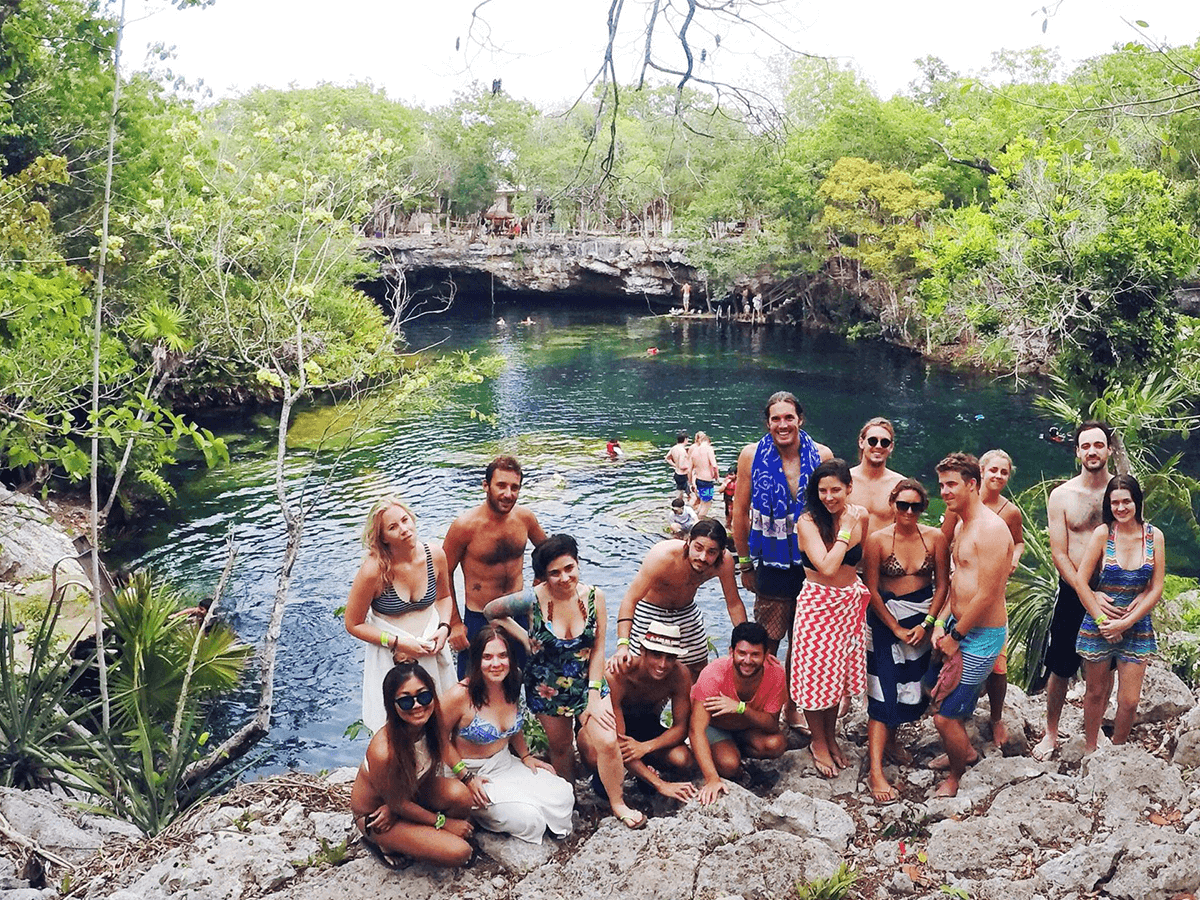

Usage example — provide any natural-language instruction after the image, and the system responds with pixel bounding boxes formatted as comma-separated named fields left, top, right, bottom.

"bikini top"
left=371, top=544, right=437, bottom=616
left=799, top=542, right=863, bottom=571
left=880, top=529, right=935, bottom=579
left=457, top=696, right=527, bottom=745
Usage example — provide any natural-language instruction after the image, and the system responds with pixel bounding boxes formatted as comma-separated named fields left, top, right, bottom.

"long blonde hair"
left=362, top=496, right=417, bottom=587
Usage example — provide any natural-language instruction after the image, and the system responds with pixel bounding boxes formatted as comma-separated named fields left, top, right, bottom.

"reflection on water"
left=113, top=307, right=1103, bottom=775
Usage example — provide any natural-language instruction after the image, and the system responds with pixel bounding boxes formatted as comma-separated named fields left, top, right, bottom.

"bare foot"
left=934, top=774, right=960, bottom=798
left=1030, top=733, right=1057, bottom=762
left=809, top=748, right=837, bottom=779
left=990, top=719, right=1009, bottom=747
left=829, top=743, right=849, bottom=770
left=868, top=771, right=899, bottom=803
left=929, top=748, right=978, bottom=771
left=612, top=803, right=647, bottom=829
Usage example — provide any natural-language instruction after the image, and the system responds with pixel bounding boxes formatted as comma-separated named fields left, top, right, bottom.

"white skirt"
left=362, top=605, right=457, bottom=733
left=462, top=749, right=575, bottom=843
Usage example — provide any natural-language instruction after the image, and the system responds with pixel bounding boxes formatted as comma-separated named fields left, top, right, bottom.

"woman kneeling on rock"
left=351, top=662, right=475, bottom=867
left=441, top=625, right=575, bottom=843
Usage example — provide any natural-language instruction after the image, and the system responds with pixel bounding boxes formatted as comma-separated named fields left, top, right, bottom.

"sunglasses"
left=866, top=436, right=893, bottom=448
left=394, top=689, right=435, bottom=711
left=894, top=499, right=926, bottom=513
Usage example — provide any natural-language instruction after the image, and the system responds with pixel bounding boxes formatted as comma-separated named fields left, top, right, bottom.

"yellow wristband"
left=736, top=700, right=747, bottom=715
left=451, top=760, right=465, bottom=775
left=379, top=631, right=391, bottom=648
left=617, top=638, right=630, bottom=647
left=934, top=619, right=945, bottom=629
left=1095, top=613, right=1109, bottom=625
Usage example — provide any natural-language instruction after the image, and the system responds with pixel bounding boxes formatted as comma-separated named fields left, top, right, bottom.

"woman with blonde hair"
left=346, top=496, right=456, bottom=732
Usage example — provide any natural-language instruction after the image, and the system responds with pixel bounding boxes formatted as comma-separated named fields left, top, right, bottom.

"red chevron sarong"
left=789, top=579, right=869, bottom=711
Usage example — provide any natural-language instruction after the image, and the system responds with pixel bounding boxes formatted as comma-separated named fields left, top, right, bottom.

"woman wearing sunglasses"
left=790, top=458, right=871, bottom=778
left=861, top=479, right=950, bottom=802
left=441, top=625, right=574, bottom=843
left=351, top=662, right=475, bottom=867
left=345, top=496, right=456, bottom=733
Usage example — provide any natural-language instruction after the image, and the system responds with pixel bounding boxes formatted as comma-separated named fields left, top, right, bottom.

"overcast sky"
left=122, top=0, right=1200, bottom=108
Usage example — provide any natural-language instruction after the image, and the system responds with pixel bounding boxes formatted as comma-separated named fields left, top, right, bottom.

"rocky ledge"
left=4, top=667, right=1200, bottom=900
left=364, top=234, right=701, bottom=309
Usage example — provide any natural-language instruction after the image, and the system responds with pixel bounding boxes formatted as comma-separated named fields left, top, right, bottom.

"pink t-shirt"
left=691, top=655, right=785, bottom=715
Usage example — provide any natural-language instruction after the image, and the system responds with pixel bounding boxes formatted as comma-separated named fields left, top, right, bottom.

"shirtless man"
left=607, top=622, right=697, bottom=801
left=850, top=418, right=906, bottom=537
left=929, top=453, right=1013, bottom=798
left=665, top=431, right=692, bottom=502
left=1032, top=422, right=1114, bottom=761
left=688, top=431, right=720, bottom=518
left=444, top=456, right=547, bottom=678
left=611, top=518, right=746, bottom=680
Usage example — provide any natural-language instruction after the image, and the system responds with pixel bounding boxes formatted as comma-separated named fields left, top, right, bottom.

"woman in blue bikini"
left=1075, top=474, right=1165, bottom=754
left=441, top=625, right=574, bottom=843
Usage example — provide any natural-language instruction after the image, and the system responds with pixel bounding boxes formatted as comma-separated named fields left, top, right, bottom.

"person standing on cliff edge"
left=732, top=391, right=832, bottom=730
left=444, top=456, right=547, bottom=679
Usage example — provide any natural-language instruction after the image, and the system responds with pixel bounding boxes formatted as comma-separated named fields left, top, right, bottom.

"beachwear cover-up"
left=362, top=544, right=456, bottom=732
left=630, top=599, right=709, bottom=669
left=866, top=584, right=934, bottom=727
left=789, top=579, right=870, bottom=710
left=523, top=586, right=608, bottom=717
left=923, top=618, right=1006, bottom=719
left=1076, top=523, right=1158, bottom=664
left=456, top=693, right=574, bottom=844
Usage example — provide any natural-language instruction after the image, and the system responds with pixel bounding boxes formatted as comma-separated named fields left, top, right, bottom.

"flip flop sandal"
left=617, top=811, right=647, bottom=830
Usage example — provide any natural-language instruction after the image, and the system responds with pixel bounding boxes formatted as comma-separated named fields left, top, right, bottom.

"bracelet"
left=737, top=562, right=754, bottom=573
left=617, top=637, right=630, bottom=647
left=837, top=529, right=852, bottom=544
left=451, top=760, right=465, bottom=776
left=934, top=618, right=946, bottom=629
left=949, top=625, right=965, bottom=643
left=379, top=631, right=392, bottom=648
left=461, top=771, right=476, bottom=784
left=1095, top=613, right=1109, bottom=625
left=617, top=617, right=635, bottom=624
left=434, top=812, right=446, bottom=830
left=923, top=614, right=935, bottom=627
left=436, top=621, right=450, bottom=633
left=520, top=753, right=532, bottom=761
left=735, top=700, right=747, bottom=714
left=588, top=680, right=603, bottom=692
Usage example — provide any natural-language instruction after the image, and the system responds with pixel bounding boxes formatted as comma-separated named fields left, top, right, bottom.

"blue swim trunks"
left=695, top=479, right=715, bottom=502
left=924, top=620, right=1006, bottom=720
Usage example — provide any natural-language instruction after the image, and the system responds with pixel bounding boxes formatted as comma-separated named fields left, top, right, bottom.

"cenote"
left=107, top=304, right=1196, bottom=775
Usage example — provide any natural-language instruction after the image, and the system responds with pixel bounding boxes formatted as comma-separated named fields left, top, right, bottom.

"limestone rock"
left=926, top=817, right=1024, bottom=872
left=0, top=788, right=103, bottom=860
left=986, top=774, right=1084, bottom=844
left=0, top=487, right=84, bottom=584
left=924, top=755, right=1052, bottom=820
left=693, top=831, right=840, bottom=900
left=1173, top=702, right=1200, bottom=767
left=1104, top=827, right=1200, bottom=900
left=473, top=830, right=556, bottom=874
left=1078, top=745, right=1187, bottom=826
left=757, top=791, right=855, bottom=852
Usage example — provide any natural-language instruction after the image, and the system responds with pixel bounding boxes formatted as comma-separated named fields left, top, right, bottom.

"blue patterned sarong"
left=748, top=431, right=822, bottom=570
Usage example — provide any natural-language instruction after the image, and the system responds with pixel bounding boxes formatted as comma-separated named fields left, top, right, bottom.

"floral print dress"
left=525, top=585, right=608, bottom=717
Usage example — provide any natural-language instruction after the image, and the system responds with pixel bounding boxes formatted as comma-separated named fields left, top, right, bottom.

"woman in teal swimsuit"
left=441, top=626, right=574, bottom=843
left=485, top=534, right=648, bottom=829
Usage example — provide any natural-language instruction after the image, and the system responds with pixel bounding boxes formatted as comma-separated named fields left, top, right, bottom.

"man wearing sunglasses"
left=851, top=418, right=906, bottom=538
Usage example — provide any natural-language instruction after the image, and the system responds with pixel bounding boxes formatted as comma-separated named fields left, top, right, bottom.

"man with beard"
left=928, top=453, right=1013, bottom=798
left=444, top=456, right=547, bottom=678
left=610, top=519, right=746, bottom=681
left=690, top=622, right=787, bottom=804
left=607, top=622, right=697, bottom=802
left=1032, top=422, right=1115, bottom=761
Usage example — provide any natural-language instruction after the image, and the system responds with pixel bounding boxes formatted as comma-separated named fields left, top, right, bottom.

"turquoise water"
left=111, top=307, right=1129, bottom=774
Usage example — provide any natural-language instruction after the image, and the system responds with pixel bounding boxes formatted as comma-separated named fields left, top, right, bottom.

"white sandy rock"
left=757, top=790, right=855, bottom=852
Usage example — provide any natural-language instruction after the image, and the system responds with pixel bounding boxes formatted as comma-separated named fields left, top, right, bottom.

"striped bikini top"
left=371, top=544, right=437, bottom=616
left=1098, top=523, right=1154, bottom=596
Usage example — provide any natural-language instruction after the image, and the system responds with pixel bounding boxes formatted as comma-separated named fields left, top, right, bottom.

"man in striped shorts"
left=610, top=519, right=746, bottom=681
left=927, top=453, right=1014, bottom=799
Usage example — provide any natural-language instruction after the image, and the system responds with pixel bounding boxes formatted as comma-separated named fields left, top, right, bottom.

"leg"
left=540, top=714, right=577, bottom=783
left=710, top=738, right=743, bottom=778
left=932, top=714, right=972, bottom=797
left=1111, top=660, right=1147, bottom=744
left=578, top=712, right=643, bottom=827
left=1081, top=660, right=1112, bottom=753
left=867, top=719, right=898, bottom=801
left=363, top=820, right=472, bottom=867
left=805, top=706, right=840, bottom=777
left=1033, top=673, right=1069, bottom=760
left=654, top=743, right=696, bottom=772
left=741, top=728, right=786, bottom=760
left=986, top=671, right=1008, bottom=746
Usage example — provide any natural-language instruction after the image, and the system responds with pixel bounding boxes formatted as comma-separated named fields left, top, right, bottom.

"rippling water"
left=111, top=307, right=1102, bottom=774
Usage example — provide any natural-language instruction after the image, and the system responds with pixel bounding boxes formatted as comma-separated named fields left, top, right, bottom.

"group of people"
left=344, top=392, right=1166, bottom=867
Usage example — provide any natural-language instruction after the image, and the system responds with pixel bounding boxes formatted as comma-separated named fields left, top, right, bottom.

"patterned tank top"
left=1096, top=523, right=1154, bottom=608
left=371, top=544, right=437, bottom=616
